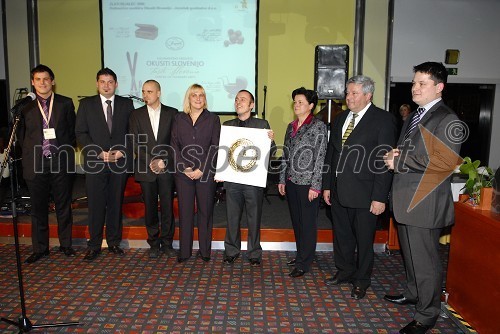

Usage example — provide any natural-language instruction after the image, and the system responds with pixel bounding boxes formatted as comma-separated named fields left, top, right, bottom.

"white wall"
left=390, top=0, right=500, bottom=169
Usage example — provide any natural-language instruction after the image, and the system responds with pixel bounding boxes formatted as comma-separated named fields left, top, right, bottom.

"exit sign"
left=447, top=68, right=458, bottom=75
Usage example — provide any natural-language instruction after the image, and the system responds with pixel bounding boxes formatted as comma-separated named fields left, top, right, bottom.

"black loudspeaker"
left=314, top=45, right=349, bottom=100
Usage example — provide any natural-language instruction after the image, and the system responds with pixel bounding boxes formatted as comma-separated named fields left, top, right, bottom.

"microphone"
left=264, top=85, right=267, bottom=93
left=127, top=95, right=144, bottom=102
left=11, top=92, right=36, bottom=114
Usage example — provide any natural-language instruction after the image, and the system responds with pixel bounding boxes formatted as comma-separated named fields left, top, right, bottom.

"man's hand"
left=384, top=148, right=400, bottom=170
left=150, top=158, right=166, bottom=174
left=267, top=130, right=274, bottom=141
left=370, top=201, right=386, bottom=215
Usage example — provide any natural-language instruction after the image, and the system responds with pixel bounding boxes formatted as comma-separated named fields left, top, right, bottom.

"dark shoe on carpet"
left=384, top=294, right=418, bottom=305
left=197, top=251, right=210, bottom=262
left=325, top=273, right=352, bottom=286
left=223, top=255, right=239, bottom=265
left=59, top=246, right=76, bottom=257
left=108, top=245, right=125, bottom=255
left=25, top=249, right=50, bottom=264
left=163, top=248, right=177, bottom=258
left=286, top=258, right=296, bottom=266
left=149, top=248, right=160, bottom=258
left=249, top=258, right=261, bottom=266
left=177, top=257, right=189, bottom=263
left=83, top=249, right=101, bottom=262
left=351, top=286, right=367, bottom=300
left=289, top=268, right=305, bottom=277
left=399, top=320, right=432, bottom=334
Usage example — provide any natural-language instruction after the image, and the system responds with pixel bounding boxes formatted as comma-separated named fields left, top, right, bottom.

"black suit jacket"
left=323, top=104, right=397, bottom=208
left=129, top=104, right=178, bottom=182
left=18, top=94, right=76, bottom=180
left=75, top=95, right=134, bottom=173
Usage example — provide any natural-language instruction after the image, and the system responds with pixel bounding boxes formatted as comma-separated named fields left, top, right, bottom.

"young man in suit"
left=19, top=64, right=77, bottom=263
left=75, top=68, right=135, bottom=261
left=384, top=62, right=462, bottom=334
left=129, top=80, right=178, bottom=258
left=221, top=90, right=274, bottom=266
left=323, top=75, right=397, bottom=299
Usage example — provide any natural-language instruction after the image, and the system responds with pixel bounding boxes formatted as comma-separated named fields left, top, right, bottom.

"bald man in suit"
left=129, top=80, right=178, bottom=258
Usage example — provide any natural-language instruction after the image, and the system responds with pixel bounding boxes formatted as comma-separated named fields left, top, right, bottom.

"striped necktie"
left=106, top=100, right=113, bottom=133
left=41, top=98, right=52, bottom=157
left=403, top=107, right=425, bottom=141
left=342, top=113, right=358, bottom=145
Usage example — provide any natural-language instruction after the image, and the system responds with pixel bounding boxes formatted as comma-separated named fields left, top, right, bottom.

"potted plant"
left=459, top=157, right=494, bottom=209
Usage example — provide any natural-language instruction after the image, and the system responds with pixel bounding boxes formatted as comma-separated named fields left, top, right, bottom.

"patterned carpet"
left=0, top=244, right=463, bottom=333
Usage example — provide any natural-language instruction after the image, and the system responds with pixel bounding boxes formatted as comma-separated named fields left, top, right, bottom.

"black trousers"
left=174, top=174, right=216, bottom=259
left=224, top=181, right=263, bottom=260
left=285, top=181, right=319, bottom=272
left=85, top=169, right=128, bottom=250
left=25, top=156, right=73, bottom=253
left=330, top=194, right=377, bottom=289
left=139, top=172, right=175, bottom=249
left=398, top=223, right=443, bottom=327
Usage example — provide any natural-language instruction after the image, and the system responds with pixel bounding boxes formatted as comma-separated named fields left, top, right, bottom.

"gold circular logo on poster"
left=228, top=138, right=258, bottom=172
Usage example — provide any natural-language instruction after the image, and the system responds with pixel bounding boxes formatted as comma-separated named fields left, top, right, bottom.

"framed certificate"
left=215, top=125, right=272, bottom=187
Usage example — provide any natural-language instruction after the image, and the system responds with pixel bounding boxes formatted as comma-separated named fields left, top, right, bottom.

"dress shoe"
left=286, top=258, right=296, bottom=266
left=324, top=273, right=352, bottom=286
left=399, top=320, right=432, bottom=334
left=351, top=286, right=367, bottom=300
left=24, top=249, right=50, bottom=264
left=59, top=246, right=76, bottom=257
left=196, top=251, right=210, bottom=262
left=223, top=255, right=239, bottom=265
left=384, top=294, right=418, bottom=305
left=83, top=249, right=101, bottom=262
left=249, top=258, right=261, bottom=266
left=161, top=246, right=177, bottom=258
left=289, top=268, right=306, bottom=277
left=108, top=245, right=125, bottom=255
left=149, top=248, right=160, bottom=258
left=177, top=257, right=190, bottom=263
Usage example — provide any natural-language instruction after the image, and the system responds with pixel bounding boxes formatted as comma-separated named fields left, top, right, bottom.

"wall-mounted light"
left=445, top=49, right=460, bottom=65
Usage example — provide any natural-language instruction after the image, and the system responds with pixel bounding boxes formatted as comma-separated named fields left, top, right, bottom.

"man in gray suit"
left=221, top=90, right=274, bottom=266
left=384, top=62, right=463, bottom=334
left=129, top=80, right=178, bottom=258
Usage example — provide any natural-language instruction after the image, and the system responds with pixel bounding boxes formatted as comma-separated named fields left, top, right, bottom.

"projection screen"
left=100, top=0, right=258, bottom=113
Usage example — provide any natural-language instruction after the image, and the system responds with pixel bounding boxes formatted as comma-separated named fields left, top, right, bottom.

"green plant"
left=459, top=157, right=494, bottom=204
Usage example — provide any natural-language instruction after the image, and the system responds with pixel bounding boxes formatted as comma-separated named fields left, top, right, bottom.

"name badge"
left=43, top=128, right=56, bottom=140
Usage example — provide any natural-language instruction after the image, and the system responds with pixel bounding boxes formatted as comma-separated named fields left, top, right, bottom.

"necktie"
left=342, top=113, right=358, bottom=145
left=403, top=107, right=425, bottom=141
left=41, top=99, right=52, bottom=157
left=106, top=100, right=113, bottom=133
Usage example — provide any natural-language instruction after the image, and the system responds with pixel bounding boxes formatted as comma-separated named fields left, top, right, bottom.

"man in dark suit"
left=384, top=62, right=462, bottom=334
left=18, top=64, right=76, bottom=263
left=220, top=90, right=274, bottom=266
left=129, top=80, right=178, bottom=258
left=75, top=68, right=134, bottom=261
left=323, top=75, right=397, bottom=299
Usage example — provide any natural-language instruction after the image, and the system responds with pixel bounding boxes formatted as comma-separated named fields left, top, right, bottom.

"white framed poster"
left=215, top=125, right=271, bottom=187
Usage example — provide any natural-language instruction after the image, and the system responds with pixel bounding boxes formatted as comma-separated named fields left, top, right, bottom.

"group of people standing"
left=17, top=60, right=460, bottom=334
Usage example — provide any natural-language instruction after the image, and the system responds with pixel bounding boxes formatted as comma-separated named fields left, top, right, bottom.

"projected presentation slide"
left=101, top=0, right=258, bottom=113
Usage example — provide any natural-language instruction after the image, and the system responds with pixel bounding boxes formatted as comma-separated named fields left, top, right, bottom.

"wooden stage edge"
left=0, top=223, right=389, bottom=244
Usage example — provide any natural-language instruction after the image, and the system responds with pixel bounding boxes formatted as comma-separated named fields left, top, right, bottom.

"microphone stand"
left=1, top=113, right=80, bottom=332
left=261, top=85, right=267, bottom=120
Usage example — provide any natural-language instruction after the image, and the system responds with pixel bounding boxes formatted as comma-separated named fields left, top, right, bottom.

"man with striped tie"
left=383, top=62, right=462, bottom=334
left=323, top=75, right=397, bottom=300
left=18, top=64, right=77, bottom=263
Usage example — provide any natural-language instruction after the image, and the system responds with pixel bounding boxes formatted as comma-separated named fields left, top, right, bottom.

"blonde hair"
left=182, top=83, right=208, bottom=114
